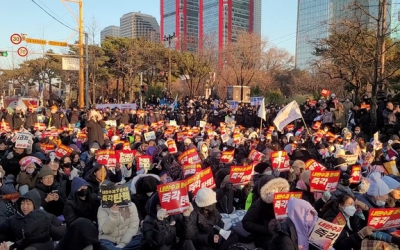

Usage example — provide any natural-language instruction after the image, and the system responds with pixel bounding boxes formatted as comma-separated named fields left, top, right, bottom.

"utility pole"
left=79, top=0, right=84, bottom=108
left=85, top=32, right=89, bottom=108
left=139, top=72, right=143, bottom=109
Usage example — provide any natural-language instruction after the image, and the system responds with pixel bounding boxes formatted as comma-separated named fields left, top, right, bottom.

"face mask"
left=376, top=199, right=386, bottom=207
left=90, top=149, right=96, bottom=155
left=202, top=147, right=208, bottom=152
left=343, top=205, right=356, bottom=217
left=26, top=168, right=35, bottom=174
left=318, top=150, right=325, bottom=155
left=340, top=166, right=348, bottom=171
left=77, top=189, right=88, bottom=197
left=324, top=129, right=329, bottom=132
left=355, top=131, right=360, bottom=134
left=265, top=171, right=272, bottom=175
left=72, top=138, right=77, bottom=143
left=147, top=192, right=153, bottom=197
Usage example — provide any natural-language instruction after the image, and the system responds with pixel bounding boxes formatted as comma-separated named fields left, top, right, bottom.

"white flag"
left=273, top=100, right=302, bottom=131
left=169, top=94, right=178, bottom=109
left=257, top=97, right=266, bottom=120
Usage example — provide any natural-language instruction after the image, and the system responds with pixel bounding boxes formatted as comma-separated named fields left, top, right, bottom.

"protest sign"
left=182, top=164, right=202, bottom=178
left=270, top=151, right=290, bottom=172
left=41, top=131, right=59, bottom=139
left=54, top=144, right=73, bottom=159
left=15, top=132, right=32, bottom=148
left=19, top=156, right=43, bottom=168
left=273, top=192, right=302, bottom=219
left=221, top=150, right=235, bottom=163
left=310, top=171, right=340, bottom=192
left=166, top=139, right=178, bottom=154
left=228, top=100, right=239, bottom=110
left=144, top=131, right=156, bottom=141
left=136, top=155, right=153, bottom=171
left=332, top=213, right=346, bottom=226
left=176, top=132, right=188, bottom=142
left=95, top=149, right=117, bottom=167
left=1, top=193, right=20, bottom=200
left=158, top=180, right=190, bottom=215
left=105, top=120, right=117, bottom=127
left=199, top=121, right=206, bottom=128
left=305, top=159, right=326, bottom=171
left=169, top=120, right=177, bottom=126
left=350, top=165, right=361, bottom=184
left=115, top=150, right=134, bottom=164
left=185, top=167, right=216, bottom=195
left=40, top=143, right=55, bottom=154
left=229, top=165, right=253, bottom=185
left=96, top=103, right=136, bottom=111
left=367, top=208, right=400, bottom=230
left=100, top=184, right=131, bottom=208
left=33, top=123, right=47, bottom=131
left=178, top=148, right=201, bottom=165
left=250, top=97, right=263, bottom=106
left=336, top=154, right=358, bottom=165
left=309, top=218, right=344, bottom=250
left=0, top=122, right=11, bottom=132
left=248, top=149, right=265, bottom=162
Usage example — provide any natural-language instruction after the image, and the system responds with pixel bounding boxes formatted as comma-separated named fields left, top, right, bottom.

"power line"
left=31, top=0, right=76, bottom=31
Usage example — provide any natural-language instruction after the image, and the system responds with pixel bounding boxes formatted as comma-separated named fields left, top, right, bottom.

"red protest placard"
left=305, top=159, right=327, bottom=171
left=0, top=122, right=11, bottom=132
left=270, top=151, right=290, bottom=172
left=40, top=143, right=55, bottom=154
left=182, top=163, right=202, bottom=178
left=248, top=149, right=265, bottom=162
left=221, top=150, right=235, bottom=163
left=350, top=165, right=361, bottom=184
left=136, top=155, right=153, bottom=171
left=158, top=180, right=190, bottom=215
left=41, top=131, right=59, bottom=139
left=310, top=171, right=340, bottom=192
left=320, top=89, right=330, bottom=97
left=33, top=123, right=47, bottom=131
left=166, top=139, right=178, bottom=154
left=55, top=144, right=73, bottom=159
left=273, top=192, right=302, bottom=219
left=367, top=208, right=400, bottom=230
left=115, top=150, right=134, bottom=164
left=332, top=213, right=346, bottom=226
left=176, top=132, right=188, bottom=142
left=95, top=149, right=117, bottom=167
left=229, top=165, right=253, bottom=185
left=185, top=167, right=216, bottom=195
left=177, top=148, right=201, bottom=165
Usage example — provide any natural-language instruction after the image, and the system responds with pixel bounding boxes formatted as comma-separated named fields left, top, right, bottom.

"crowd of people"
left=0, top=93, right=398, bottom=250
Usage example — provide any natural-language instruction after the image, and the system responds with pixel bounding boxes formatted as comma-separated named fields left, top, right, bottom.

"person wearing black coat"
left=243, top=177, right=290, bottom=249
left=24, top=109, right=38, bottom=130
left=186, top=110, right=197, bottom=127
left=117, top=110, right=130, bottom=125
left=59, top=112, right=69, bottom=128
left=63, top=177, right=100, bottom=227
left=0, top=189, right=66, bottom=250
left=87, top=110, right=106, bottom=147
left=1, top=147, right=28, bottom=179
left=12, top=110, right=24, bottom=130
left=2, top=110, right=13, bottom=129
left=68, top=108, right=80, bottom=125
left=130, top=174, right=161, bottom=221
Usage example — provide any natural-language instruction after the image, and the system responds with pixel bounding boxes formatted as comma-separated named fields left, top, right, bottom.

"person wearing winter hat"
left=188, top=187, right=238, bottom=250
left=334, top=157, right=348, bottom=171
left=243, top=177, right=290, bottom=249
left=382, top=176, right=400, bottom=208
left=294, top=170, right=322, bottom=204
left=130, top=174, right=161, bottom=221
left=330, top=172, right=354, bottom=201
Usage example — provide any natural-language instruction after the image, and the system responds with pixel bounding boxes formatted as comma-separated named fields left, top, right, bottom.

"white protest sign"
left=337, top=154, right=358, bottom=165
left=221, top=134, right=230, bottom=143
left=199, top=121, right=206, bottom=128
left=309, top=218, right=344, bottom=250
left=169, top=120, right=177, bottom=126
left=105, top=120, right=117, bottom=127
left=15, top=132, right=33, bottom=148
left=144, top=131, right=156, bottom=141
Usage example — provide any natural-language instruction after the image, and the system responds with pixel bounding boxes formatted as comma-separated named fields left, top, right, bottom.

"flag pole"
left=301, top=115, right=311, bottom=135
left=260, top=117, right=263, bottom=136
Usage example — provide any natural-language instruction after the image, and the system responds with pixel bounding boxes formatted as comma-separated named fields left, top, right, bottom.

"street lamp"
left=164, top=32, right=176, bottom=93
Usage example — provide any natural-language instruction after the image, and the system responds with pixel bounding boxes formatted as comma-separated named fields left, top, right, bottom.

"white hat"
left=367, top=173, right=390, bottom=196
left=195, top=188, right=217, bottom=207
left=382, top=176, right=400, bottom=190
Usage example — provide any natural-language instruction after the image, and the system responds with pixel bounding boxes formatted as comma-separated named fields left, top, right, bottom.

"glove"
left=370, top=232, right=392, bottom=243
left=157, top=208, right=168, bottom=221
left=183, top=203, right=193, bottom=217
left=358, top=226, right=374, bottom=239
left=322, top=191, right=331, bottom=203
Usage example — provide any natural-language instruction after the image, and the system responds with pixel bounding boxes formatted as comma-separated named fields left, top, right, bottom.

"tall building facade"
left=160, top=0, right=261, bottom=52
left=100, top=25, right=120, bottom=42
left=120, top=12, right=160, bottom=43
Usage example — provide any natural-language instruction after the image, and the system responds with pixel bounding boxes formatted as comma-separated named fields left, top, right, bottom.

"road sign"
left=10, top=34, right=22, bottom=45
left=25, top=38, right=46, bottom=45
left=62, top=57, right=79, bottom=71
left=48, top=41, right=68, bottom=47
left=17, top=47, right=28, bottom=57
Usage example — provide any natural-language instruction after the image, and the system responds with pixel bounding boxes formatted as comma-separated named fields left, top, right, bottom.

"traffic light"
left=140, top=85, right=147, bottom=96
left=0, top=51, right=7, bottom=57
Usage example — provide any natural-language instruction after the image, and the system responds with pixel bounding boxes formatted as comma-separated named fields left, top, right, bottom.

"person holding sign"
left=322, top=194, right=374, bottom=250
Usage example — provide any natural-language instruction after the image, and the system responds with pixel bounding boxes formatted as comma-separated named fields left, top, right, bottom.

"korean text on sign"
left=100, top=184, right=131, bottom=208
left=185, top=167, right=216, bottom=195
left=367, top=208, right=400, bottom=230
left=273, top=192, right=302, bottom=219
left=229, top=165, right=253, bottom=185
left=55, top=144, right=73, bottom=159
left=270, top=151, right=290, bottom=172
left=136, top=155, right=152, bottom=171
left=178, top=148, right=201, bottom=165
left=182, top=164, right=202, bottom=178
left=157, top=180, right=190, bottom=215
left=309, top=218, right=344, bottom=250
left=96, top=149, right=117, bottom=167
left=309, top=171, right=340, bottom=192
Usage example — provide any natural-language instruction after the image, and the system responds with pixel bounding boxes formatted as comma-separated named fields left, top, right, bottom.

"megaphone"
left=213, top=225, right=231, bottom=240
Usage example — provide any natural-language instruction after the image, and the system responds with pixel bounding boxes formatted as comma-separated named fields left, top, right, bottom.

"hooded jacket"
left=243, top=177, right=290, bottom=248
left=63, top=177, right=100, bottom=227
left=0, top=189, right=66, bottom=250
left=34, top=180, right=66, bottom=217
left=130, top=174, right=161, bottom=221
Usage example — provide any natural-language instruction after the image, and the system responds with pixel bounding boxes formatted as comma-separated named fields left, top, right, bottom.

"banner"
left=96, top=103, right=136, bottom=111
left=350, top=165, right=361, bottom=184
left=136, top=155, right=153, bottom=171
left=40, top=143, right=55, bottom=154
left=55, top=144, right=73, bottom=159
left=270, top=151, right=290, bottom=172
left=273, top=192, right=302, bottom=219
left=182, top=164, right=202, bottom=178
left=309, top=218, right=344, bottom=250
left=144, top=131, right=156, bottom=141
left=305, top=159, right=326, bottom=171
left=115, top=150, right=134, bottom=164
left=185, top=167, right=216, bottom=195
left=177, top=148, right=201, bottom=165
left=250, top=97, right=263, bottom=106
left=96, top=149, right=117, bottom=167
left=367, top=208, right=400, bottom=230
left=100, top=184, right=130, bottom=208
left=229, top=165, right=253, bottom=185
left=221, top=150, right=235, bottom=163
left=310, top=171, right=340, bottom=192
left=273, top=100, right=302, bottom=132
left=158, top=180, right=190, bottom=215
left=248, top=149, right=265, bottom=162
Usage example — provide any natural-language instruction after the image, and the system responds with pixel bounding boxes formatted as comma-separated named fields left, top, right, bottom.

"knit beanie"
left=382, top=176, right=400, bottom=190
left=195, top=188, right=217, bottom=207
left=254, top=162, right=270, bottom=174
left=38, top=166, right=54, bottom=178
left=367, top=173, right=390, bottom=196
